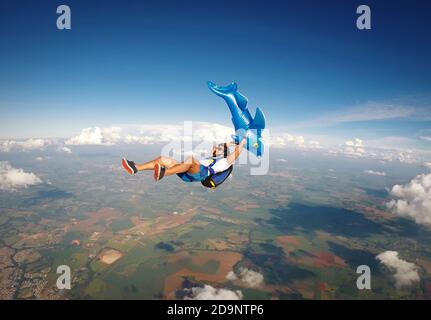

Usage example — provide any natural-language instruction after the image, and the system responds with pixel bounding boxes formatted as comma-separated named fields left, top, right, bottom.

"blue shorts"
left=177, top=165, right=208, bottom=182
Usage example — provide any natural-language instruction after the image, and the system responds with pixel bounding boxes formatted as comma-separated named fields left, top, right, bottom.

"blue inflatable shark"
left=207, top=81, right=266, bottom=157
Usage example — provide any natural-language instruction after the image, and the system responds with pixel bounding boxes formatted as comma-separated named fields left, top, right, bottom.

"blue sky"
left=0, top=0, right=430, bottom=148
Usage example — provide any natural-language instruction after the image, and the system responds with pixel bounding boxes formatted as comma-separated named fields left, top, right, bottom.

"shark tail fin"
left=207, top=81, right=249, bottom=111
left=207, top=81, right=237, bottom=95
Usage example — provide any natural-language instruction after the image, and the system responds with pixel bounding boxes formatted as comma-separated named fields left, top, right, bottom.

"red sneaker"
left=122, top=158, right=138, bottom=174
left=154, top=163, right=166, bottom=181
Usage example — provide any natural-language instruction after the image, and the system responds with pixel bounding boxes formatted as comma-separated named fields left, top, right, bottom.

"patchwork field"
left=164, top=250, right=242, bottom=298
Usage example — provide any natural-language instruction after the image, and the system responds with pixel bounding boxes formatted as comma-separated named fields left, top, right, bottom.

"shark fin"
left=249, top=107, right=266, bottom=129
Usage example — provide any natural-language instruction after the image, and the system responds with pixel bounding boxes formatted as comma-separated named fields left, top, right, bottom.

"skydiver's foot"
left=154, top=163, right=166, bottom=181
left=122, top=158, right=138, bottom=174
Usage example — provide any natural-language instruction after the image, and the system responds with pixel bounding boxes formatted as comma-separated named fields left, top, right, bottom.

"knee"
left=159, top=156, right=178, bottom=168
left=185, top=156, right=194, bottom=164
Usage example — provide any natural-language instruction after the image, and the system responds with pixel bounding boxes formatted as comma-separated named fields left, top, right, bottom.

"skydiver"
left=121, top=138, right=246, bottom=186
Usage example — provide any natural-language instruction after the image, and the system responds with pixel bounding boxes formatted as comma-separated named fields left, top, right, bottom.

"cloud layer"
left=64, top=123, right=235, bottom=146
left=386, top=173, right=431, bottom=225
left=2, top=123, right=430, bottom=169
left=0, top=162, right=42, bottom=191
left=376, top=251, right=420, bottom=288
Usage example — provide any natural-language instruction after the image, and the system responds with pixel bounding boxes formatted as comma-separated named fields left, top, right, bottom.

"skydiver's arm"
left=227, top=141, right=237, bottom=147
left=226, top=138, right=246, bottom=165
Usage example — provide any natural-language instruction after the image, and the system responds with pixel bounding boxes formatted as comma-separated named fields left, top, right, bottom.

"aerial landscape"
left=1, top=141, right=431, bottom=299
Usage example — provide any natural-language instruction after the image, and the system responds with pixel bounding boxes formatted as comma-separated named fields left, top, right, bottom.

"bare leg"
left=135, top=156, right=178, bottom=171
left=164, top=157, right=201, bottom=176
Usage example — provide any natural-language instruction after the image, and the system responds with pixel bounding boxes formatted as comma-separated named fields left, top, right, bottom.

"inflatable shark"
left=207, top=81, right=266, bottom=157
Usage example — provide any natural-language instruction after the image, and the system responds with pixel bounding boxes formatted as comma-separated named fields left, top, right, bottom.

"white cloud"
left=270, top=134, right=321, bottom=149
left=226, top=271, right=237, bottom=281
left=144, top=122, right=233, bottom=143
left=277, top=158, right=288, bottom=163
left=420, top=136, right=431, bottom=142
left=123, top=134, right=155, bottom=145
left=386, top=173, right=431, bottom=225
left=58, top=146, right=72, bottom=154
left=286, top=134, right=304, bottom=147
left=65, top=127, right=122, bottom=146
left=364, top=170, right=386, bottom=176
left=376, top=251, right=420, bottom=288
left=320, top=137, right=430, bottom=165
left=425, top=162, right=431, bottom=169
left=65, top=123, right=234, bottom=146
left=0, top=162, right=42, bottom=191
left=0, top=138, right=50, bottom=152
left=396, top=150, right=416, bottom=164
left=372, top=148, right=429, bottom=165
left=226, top=268, right=264, bottom=288
left=35, top=157, right=44, bottom=161
left=343, top=138, right=365, bottom=157
left=187, top=285, right=243, bottom=300
left=308, top=140, right=321, bottom=149
left=188, top=123, right=234, bottom=143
